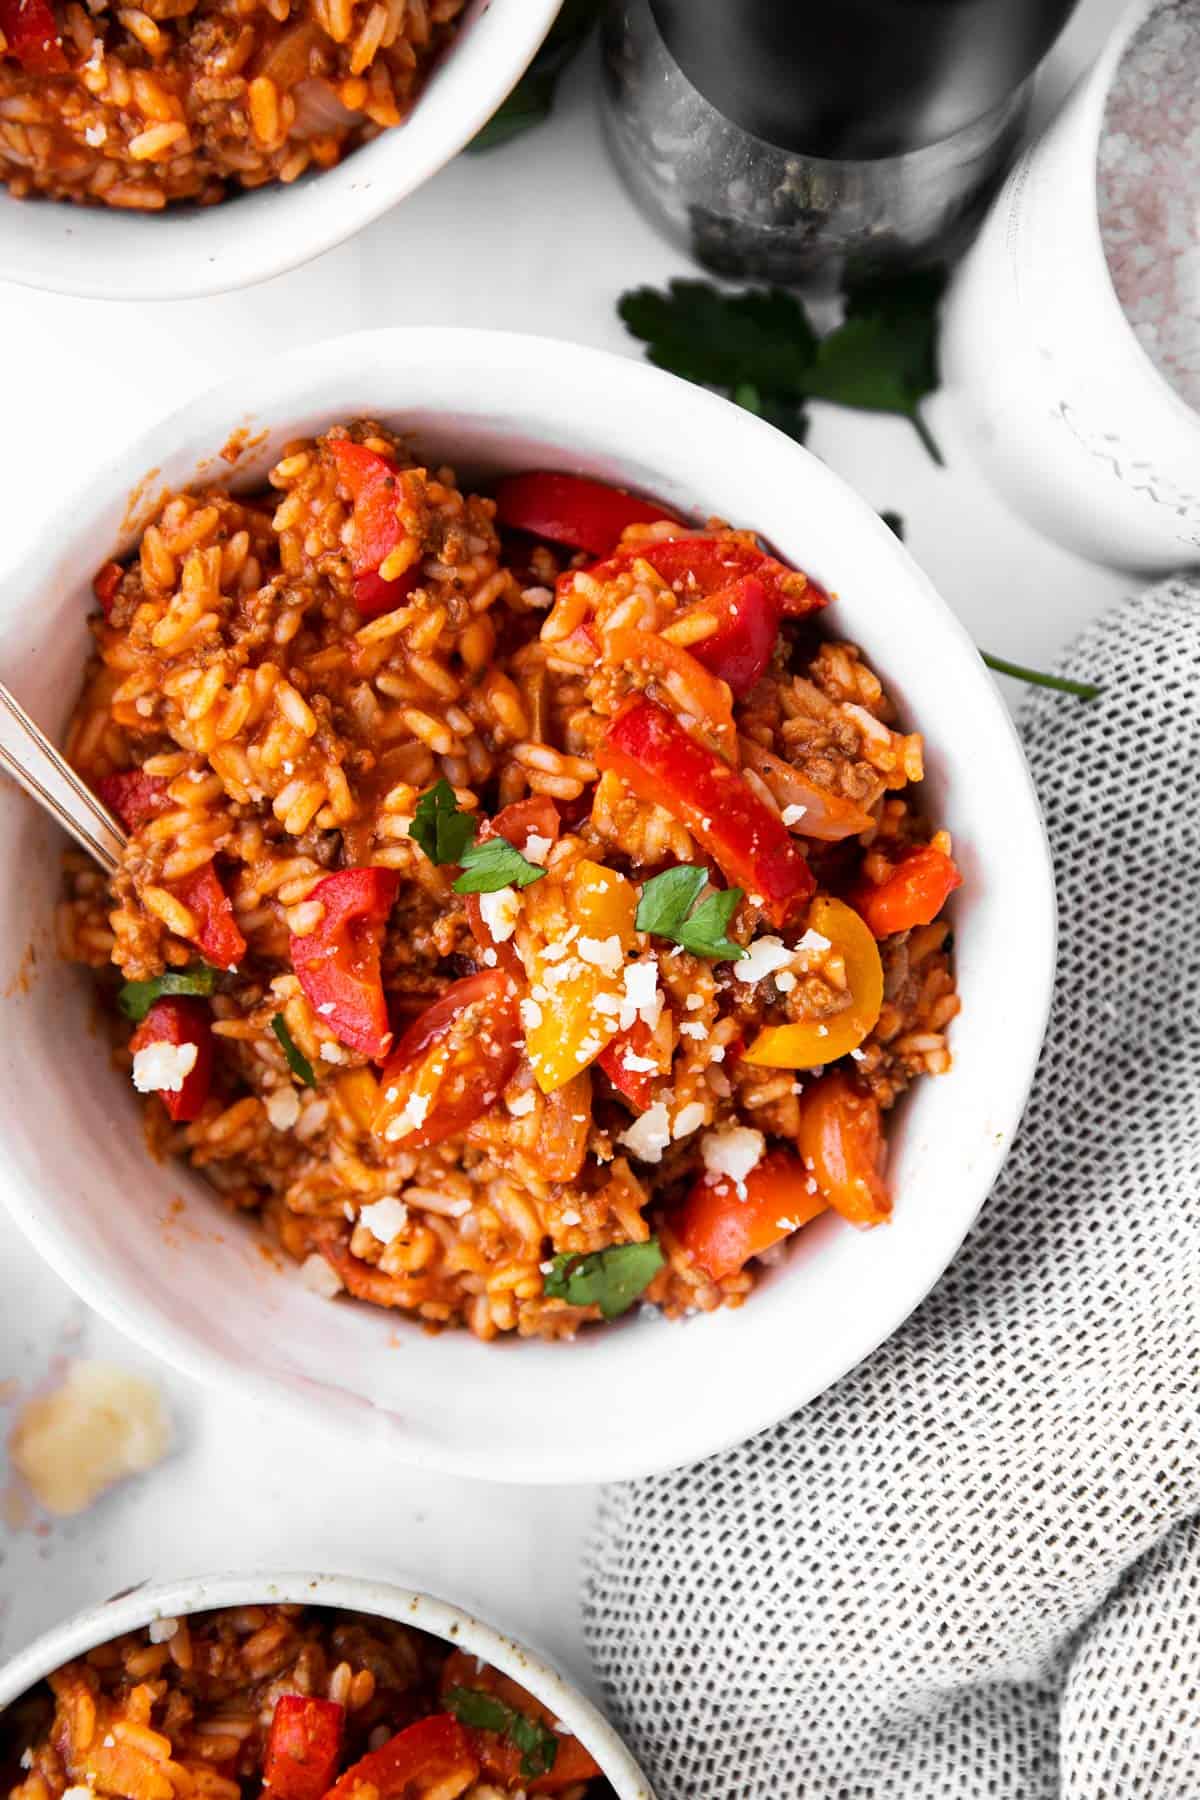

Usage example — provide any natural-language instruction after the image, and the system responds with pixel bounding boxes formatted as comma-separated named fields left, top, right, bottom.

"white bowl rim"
left=0, top=1570, right=655, bottom=1798
left=0, top=0, right=564, bottom=301
left=0, top=326, right=1057, bottom=1482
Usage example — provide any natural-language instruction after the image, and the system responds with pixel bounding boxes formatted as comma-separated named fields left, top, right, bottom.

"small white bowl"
left=0, top=0, right=562, bottom=300
left=0, top=1571, right=655, bottom=1799
left=0, top=328, right=1055, bottom=1482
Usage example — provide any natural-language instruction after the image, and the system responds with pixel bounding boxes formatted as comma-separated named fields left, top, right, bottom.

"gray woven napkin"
left=583, top=578, right=1200, bottom=1800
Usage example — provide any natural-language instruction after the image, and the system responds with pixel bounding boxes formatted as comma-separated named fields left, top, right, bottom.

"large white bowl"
left=0, top=0, right=562, bottom=299
left=0, top=1571, right=655, bottom=1799
left=0, top=328, right=1055, bottom=1483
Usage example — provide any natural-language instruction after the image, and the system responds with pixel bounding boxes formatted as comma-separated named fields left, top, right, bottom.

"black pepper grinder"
left=602, top=0, right=1079, bottom=285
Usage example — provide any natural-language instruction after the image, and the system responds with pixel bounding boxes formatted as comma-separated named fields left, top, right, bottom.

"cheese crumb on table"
left=9, top=1361, right=171, bottom=1517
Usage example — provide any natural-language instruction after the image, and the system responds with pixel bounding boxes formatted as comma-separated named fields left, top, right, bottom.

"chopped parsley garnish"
left=271, top=1013, right=316, bottom=1087
left=454, top=836, right=547, bottom=895
left=410, top=779, right=547, bottom=893
left=635, top=866, right=747, bottom=961
left=619, top=269, right=946, bottom=462
left=444, top=1687, right=558, bottom=1780
left=981, top=652, right=1100, bottom=700
left=543, top=1240, right=665, bottom=1319
left=118, top=965, right=215, bottom=1022
left=409, top=778, right=477, bottom=866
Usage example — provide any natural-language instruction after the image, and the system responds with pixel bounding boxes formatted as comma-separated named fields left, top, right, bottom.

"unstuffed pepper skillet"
left=60, top=426, right=962, bottom=1340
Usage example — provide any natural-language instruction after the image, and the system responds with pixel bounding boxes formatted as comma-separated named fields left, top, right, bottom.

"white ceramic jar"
left=941, top=0, right=1200, bottom=573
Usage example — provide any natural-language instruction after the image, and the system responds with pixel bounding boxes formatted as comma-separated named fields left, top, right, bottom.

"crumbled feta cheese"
left=701, top=1124, right=765, bottom=1196
left=319, top=1042, right=347, bottom=1064
left=524, top=833, right=553, bottom=865
left=383, top=1091, right=430, bottom=1141
left=508, top=1090, right=536, bottom=1117
left=300, top=1254, right=343, bottom=1299
left=519, top=996, right=543, bottom=1031
left=734, top=935, right=796, bottom=985
left=775, top=971, right=797, bottom=994
left=578, top=934, right=624, bottom=976
left=132, top=1040, right=197, bottom=1095
left=478, top=885, right=520, bottom=943
left=709, top=1044, right=726, bottom=1062
left=19, top=1752, right=33, bottom=1772
left=685, top=994, right=704, bottom=1011
left=850, top=1047, right=866, bottom=1062
left=84, top=122, right=107, bottom=147
left=63, top=1785, right=95, bottom=1800
left=592, top=991, right=621, bottom=1016
left=481, top=947, right=498, bottom=967
left=522, top=585, right=554, bottom=608
left=619, top=959, right=662, bottom=1031
left=359, top=1197, right=409, bottom=1243
left=561, top=1208, right=581, bottom=1226
left=148, top=1618, right=179, bottom=1645
left=264, top=1085, right=301, bottom=1131
left=672, top=1101, right=706, bottom=1139
left=622, top=1051, right=658, bottom=1072
left=781, top=804, right=808, bottom=826
left=618, top=1101, right=672, bottom=1163
left=679, top=1021, right=707, bottom=1039
left=317, top=1001, right=336, bottom=1015
left=796, top=928, right=832, bottom=955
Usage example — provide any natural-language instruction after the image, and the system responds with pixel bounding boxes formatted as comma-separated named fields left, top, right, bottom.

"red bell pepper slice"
left=374, top=969, right=520, bottom=1149
left=328, top=440, right=421, bottom=619
left=437, top=1651, right=602, bottom=1795
left=851, top=844, right=961, bottom=938
left=93, top=561, right=124, bottom=618
left=684, top=573, right=778, bottom=698
left=796, top=1069, right=891, bottom=1226
left=129, top=996, right=213, bottom=1124
left=494, top=471, right=675, bottom=558
left=674, top=1148, right=829, bottom=1281
left=95, top=770, right=170, bottom=833
left=464, top=795, right=560, bottom=976
left=289, top=866, right=399, bottom=1059
left=263, top=1697, right=345, bottom=1800
left=0, top=0, right=67, bottom=70
left=596, top=698, right=814, bottom=927
left=173, top=862, right=246, bottom=971
left=575, top=533, right=826, bottom=620
left=596, top=1016, right=658, bottom=1112
left=322, top=1715, right=478, bottom=1800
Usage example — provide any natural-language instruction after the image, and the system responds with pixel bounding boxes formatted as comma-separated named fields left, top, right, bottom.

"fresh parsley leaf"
left=880, top=510, right=905, bottom=539
left=733, top=381, right=810, bottom=445
left=453, top=835, right=547, bottom=894
left=444, top=1687, right=558, bottom=1780
left=271, top=1013, right=317, bottom=1088
left=806, top=270, right=946, bottom=464
left=620, top=280, right=817, bottom=399
left=635, top=866, right=746, bottom=961
left=468, top=0, right=600, bottom=153
left=981, top=652, right=1100, bottom=700
left=543, top=1240, right=665, bottom=1320
left=118, top=965, right=215, bottom=1022
left=409, top=779, right=477, bottom=867
left=676, top=887, right=746, bottom=961
left=635, top=865, right=707, bottom=938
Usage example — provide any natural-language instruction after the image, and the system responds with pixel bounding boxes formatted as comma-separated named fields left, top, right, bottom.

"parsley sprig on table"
left=409, top=779, right=547, bottom=893
left=619, top=271, right=946, bottom=462
left=635, top=866, right=747, bottom=961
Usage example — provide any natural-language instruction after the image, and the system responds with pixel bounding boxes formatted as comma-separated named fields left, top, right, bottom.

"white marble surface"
left=0, top=0, right=1132, bottom=1703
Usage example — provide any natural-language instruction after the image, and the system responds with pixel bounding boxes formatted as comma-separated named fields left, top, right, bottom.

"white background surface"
left=0, top=0, right=1130, bottom=1702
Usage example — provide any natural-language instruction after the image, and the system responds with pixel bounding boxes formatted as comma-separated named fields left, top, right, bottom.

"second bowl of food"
left=0, top=1571, right=651, bottom=1798
left=0, top=0, right=562, bottom=298
left=0, top=327, right=1054, bottom=1481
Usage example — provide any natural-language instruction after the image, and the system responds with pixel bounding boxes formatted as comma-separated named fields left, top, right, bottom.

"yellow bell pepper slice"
left=742, top=895, right=883, bottom=1069
left=523, top=858, right=639, bottom=1093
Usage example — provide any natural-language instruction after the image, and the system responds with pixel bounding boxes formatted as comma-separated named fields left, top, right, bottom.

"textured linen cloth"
left=583, top=579, right=1200, bottom=1800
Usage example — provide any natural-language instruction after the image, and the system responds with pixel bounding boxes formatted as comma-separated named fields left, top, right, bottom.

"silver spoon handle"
left=0, top=682, right=127, bottom=875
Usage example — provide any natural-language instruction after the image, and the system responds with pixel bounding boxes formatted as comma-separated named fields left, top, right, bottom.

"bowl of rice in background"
left=0, top=328, right=1055, bottom=1481
left=0, top=1570, right=654, bottom=1799
left=0, top=0, right=562, bottom=299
